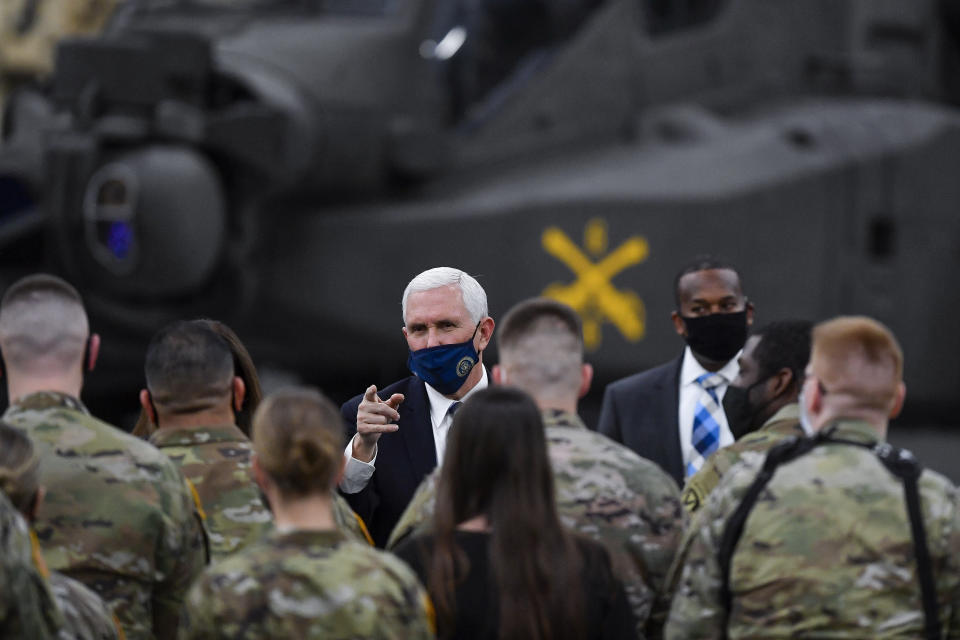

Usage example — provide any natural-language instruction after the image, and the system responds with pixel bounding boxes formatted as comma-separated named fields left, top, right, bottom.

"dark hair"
left=429, top=387, right=585, bottom=640
left=673, top=255, right=742, bottom=307
left=143, top=320, right=234, bottom=414
left=134, top=319, right=262, bottom=438
left=0, top=422, right=40, bottom=516
left=752, top=320, right=813, bottom=391
left=197, top=319, right=262, bottom=435
left=498, top=297, right=583, bottom=351
left=252, top=387, right=345, bottom=496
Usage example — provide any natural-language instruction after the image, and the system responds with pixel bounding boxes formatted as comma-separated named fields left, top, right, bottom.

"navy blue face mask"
left=407, top=322, right=481, bottom=395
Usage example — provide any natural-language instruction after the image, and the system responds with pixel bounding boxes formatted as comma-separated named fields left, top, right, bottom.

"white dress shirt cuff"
left=338, top=434, right=377, bottom=494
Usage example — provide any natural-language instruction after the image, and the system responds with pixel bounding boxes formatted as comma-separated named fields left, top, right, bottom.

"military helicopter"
left=1, top=0, right=960, bottom=421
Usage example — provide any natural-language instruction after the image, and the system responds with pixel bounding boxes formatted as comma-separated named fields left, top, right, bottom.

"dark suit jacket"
left=340, top=376, right=436, bottom=547
left=597, top=355, right=684, bottom=487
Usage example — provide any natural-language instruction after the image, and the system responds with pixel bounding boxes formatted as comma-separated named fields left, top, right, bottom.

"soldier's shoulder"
left=551, top=427, right=678, bottom=490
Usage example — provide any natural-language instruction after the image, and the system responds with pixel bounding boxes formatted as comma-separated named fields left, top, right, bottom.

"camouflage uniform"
left=179, top=529, right=435, bottom=639
left=49, top=571, right=120, bottom=640
left=388, top=409, right=685, bottom=638
left=0, top=491, right=63, bottom=638
left=681, top=403, right=803, bottom=513
left=4, top=391, right=207, bottom=640
left=149, top=424, right=272, bottom=561
left=665, top=420, right=960, bottom=639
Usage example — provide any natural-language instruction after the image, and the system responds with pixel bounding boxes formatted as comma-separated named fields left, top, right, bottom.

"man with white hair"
left=339, top=267, right=495, bottom=546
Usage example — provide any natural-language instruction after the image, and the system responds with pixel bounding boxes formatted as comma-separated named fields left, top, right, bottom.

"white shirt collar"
left=425, top=366, right=488, bottom=429
left=679, top=345, right=741, bottom=387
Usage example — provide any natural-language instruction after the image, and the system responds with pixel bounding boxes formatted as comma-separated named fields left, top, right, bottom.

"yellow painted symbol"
left=542, top=219, right=648, bottom=350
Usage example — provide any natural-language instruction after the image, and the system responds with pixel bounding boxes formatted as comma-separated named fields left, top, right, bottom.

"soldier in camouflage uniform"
left=0, top=419, right=120, bottom=640
left=0, top=274, right=206, bottom=640
left=141, top=320, right=272, bottom=560
left=389, top=298, right=685, bottom=638
left=666, top=316, right=960, bottom=638
left=681, top=321, right=811, bottom=513
left=142, top=320, right=371, bottom=552
left=180, top=387, right=434, bottom=639
left=0, top=490, right=62, bottom=639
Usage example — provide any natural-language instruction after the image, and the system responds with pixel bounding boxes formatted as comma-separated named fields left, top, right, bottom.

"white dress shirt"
left=677, top=346, right=740, bottom=475
left=339, top=368, right=488, bottom=494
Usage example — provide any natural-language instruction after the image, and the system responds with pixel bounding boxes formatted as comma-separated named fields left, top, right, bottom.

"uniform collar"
left=425, top=366, right=488, bottom=428
left=759, top=403, right=800, bottom=430
left=679, top=346, right=740, bottom=387
left=818, top=419, right=883, bottom=445
left=270, top=528, right=347, bottom=547
left=148, top=423, right=247, bottom=448
left=541, top=409, right=588, bottom=431
left=4, top=391, right=89, bottom=416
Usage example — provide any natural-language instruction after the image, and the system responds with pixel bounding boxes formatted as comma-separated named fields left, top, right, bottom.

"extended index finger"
left=362, top=385, right=379, bottom=403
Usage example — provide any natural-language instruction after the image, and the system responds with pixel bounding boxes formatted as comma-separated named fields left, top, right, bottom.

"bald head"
left=496, top=298, right=587, bottom=408
left=0, top=274, right=89, bottom=376
left=809, top=316, right=904, bottom=420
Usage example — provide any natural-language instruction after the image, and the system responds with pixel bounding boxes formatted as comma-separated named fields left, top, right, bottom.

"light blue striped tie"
left=688, top=372, right=724, bottom=476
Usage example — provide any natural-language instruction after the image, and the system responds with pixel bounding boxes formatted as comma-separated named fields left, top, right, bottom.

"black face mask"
left=722, top=377, right=772, bottom=440
left=681, top=310, right=748, bottom=363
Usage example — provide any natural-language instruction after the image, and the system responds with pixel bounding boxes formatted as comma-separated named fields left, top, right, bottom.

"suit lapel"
left=397, top=377, right=437, bottom=483
left=661, top=354, right=684, bottom=485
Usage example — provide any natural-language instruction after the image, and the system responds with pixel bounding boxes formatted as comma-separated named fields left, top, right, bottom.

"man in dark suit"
left=339, top=267, right=495, bottom=546
left=598, top=257, right=753, bottom=487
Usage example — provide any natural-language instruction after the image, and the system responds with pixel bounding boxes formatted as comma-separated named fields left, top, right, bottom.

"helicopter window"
left=432, top=0, right=604, bottom=120
left=641, top=0, right=727, bottom=36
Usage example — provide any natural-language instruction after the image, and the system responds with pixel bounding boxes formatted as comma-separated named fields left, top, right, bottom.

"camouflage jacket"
left=665, top=419, right=960, bottom=639
left=0, top=492, right=63, bottom=639
left=50, top=571, right=120, bottom=640
left=179, top=529, right=435, bottom=639
left=149, top=423, right=272, bottom=560
left=4, top=391, right=207, bottom=640
left=388, top=409, right=685, bottom=638
left=681, top=403, right=803, bottom=513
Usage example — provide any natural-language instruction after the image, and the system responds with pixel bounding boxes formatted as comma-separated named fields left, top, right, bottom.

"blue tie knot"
left=695, top=373, right=724, bottom=390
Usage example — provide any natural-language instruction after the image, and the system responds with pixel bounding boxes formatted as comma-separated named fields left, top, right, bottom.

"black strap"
left=717, top=430, right=941, bottom=640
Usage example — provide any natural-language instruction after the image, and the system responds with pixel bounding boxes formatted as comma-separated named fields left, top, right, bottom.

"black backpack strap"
left=872, top=443, right=942, bottom=640
left=717, top=432, right=941, bottom=640
left=717, top=434, right=818, bottom=615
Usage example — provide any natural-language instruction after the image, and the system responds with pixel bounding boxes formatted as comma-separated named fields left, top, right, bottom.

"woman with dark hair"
left=395, top=386, right=635, bottom=640
left=0, top=421, right=122, bottom=639
left=179, top=387, right=435, bottom=640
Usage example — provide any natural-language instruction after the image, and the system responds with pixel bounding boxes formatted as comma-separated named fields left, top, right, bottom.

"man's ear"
left=492, top=364, right=503, bottom=385
left=745, top=300, right=755, bottom=327
left=87, top=334, right=101, bottom=372
left=232, top=377, right=246, bottom=413
left=139, top=389, right=158, bottom=425
left=889, top=382, right=907, bottom=419
left=578, top=363, right=593, bottom=399
left=768, top=367, right=793, bottom=399
left=476, top=317, right=495, bottom=351
left=671, top=311, right=686, bottom=337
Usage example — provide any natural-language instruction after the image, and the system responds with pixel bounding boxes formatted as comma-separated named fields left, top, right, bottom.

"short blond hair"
left=811, top=316, right=903, bottom=411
